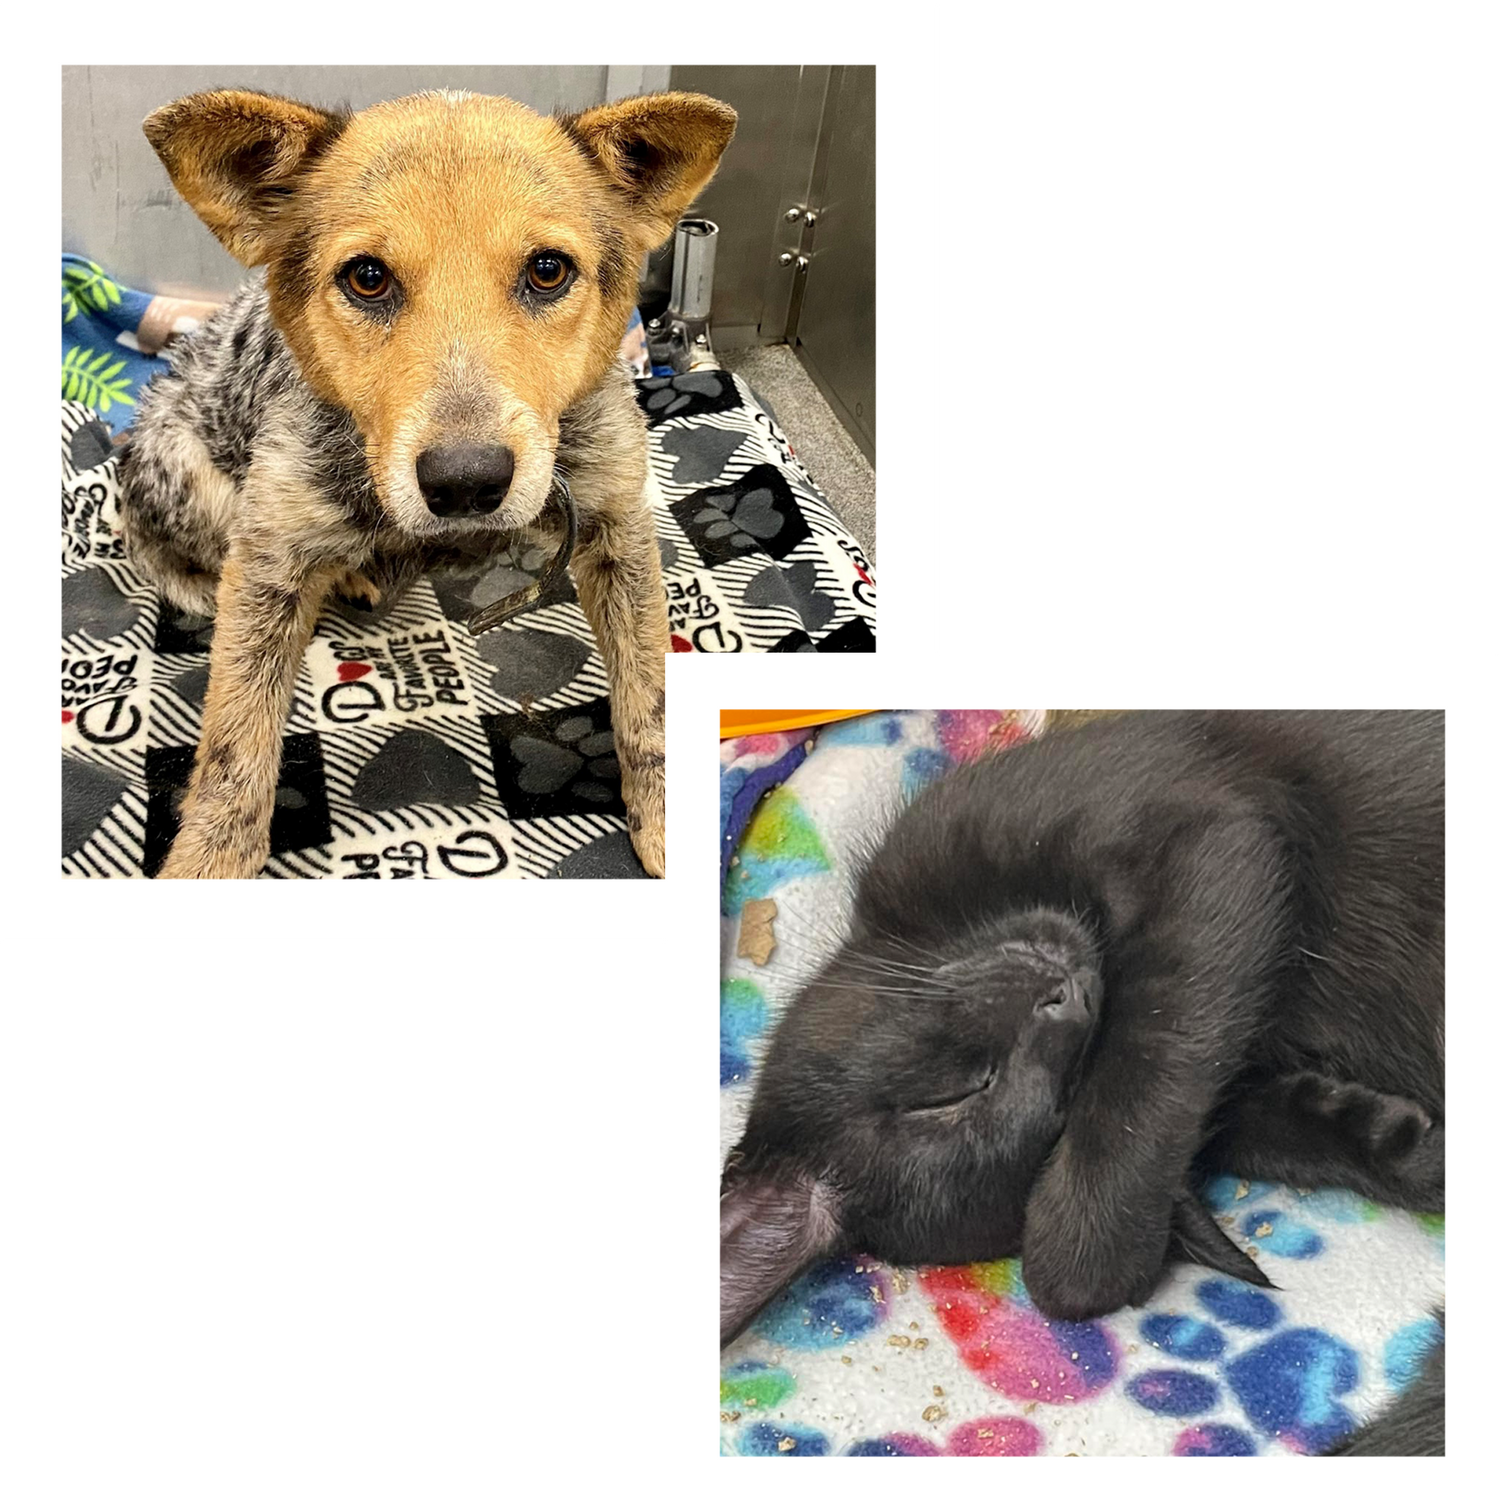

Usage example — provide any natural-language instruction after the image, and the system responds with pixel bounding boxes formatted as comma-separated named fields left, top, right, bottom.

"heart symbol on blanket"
left=671, top=634, right=693, bottom=652
left=660, top=425, right=745, bottom=485
left=744, top=559, right=835, bottom=634
left=62, top=757, right=129, bottom=859
left=482, top=630, right=591, bottom=702
left=61, top=710, right=74, bottom=723
left=338, top=661, right=373, bottom=681
left=62, top=567, right=144, bottom=645
left=350, top=728, right=481, bottom=811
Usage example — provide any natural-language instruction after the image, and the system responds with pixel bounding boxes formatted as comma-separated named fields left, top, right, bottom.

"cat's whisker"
left=804, top=976, right=956, bottom=1000
left=881, top=933, right=949, bottom=963
left=861, top=955, right=937, bottom=976
left=846, top=966, right=936, bottom=990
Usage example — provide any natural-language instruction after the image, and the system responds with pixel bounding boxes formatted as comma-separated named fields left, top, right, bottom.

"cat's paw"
left=1388, top=1123, right=1444, bottom=1214
left=1022, top=1149, right=1174, bottom=1321
left=1024, top=1249, right=1165, bottom=1324
left=1289, top=1072, right=1433, bottom=1161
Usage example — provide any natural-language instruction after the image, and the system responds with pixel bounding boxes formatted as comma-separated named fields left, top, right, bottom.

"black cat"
left=721, top=711, right=1443, bottom=1380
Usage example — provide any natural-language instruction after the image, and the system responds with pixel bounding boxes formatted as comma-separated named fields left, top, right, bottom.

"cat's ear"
left=1169, top=1195, right=1276, bottom=1288
left=721, top=1159, right=842, bottom=1347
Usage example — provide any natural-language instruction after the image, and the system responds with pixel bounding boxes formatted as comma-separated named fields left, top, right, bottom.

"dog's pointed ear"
left=720, top=1156, right=841, bottom=1348
left=142, top=91, right=348, bottom=265
left=562, top=92, right=737, bottom=248
left=1169, top=1195, right=1276, bottom=1289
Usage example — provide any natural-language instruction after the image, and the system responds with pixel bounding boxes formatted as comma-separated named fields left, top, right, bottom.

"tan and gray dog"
left=118, top=87, right=736, bottom=878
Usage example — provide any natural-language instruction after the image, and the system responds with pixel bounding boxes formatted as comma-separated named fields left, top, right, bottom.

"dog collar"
left=465, top=474, right=578, bottom=635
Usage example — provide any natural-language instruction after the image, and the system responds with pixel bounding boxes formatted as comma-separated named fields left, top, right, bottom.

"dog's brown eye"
left=345, top=258, right=391, bottom=299
left=526, top=253, right=570, bottom=293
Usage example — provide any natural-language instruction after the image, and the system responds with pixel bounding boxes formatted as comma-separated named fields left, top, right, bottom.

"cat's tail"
left=1328, top=1311, right=1444, bottom=1456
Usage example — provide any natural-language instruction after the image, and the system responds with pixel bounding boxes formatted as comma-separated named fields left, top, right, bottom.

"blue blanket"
left=61, top=255, right=160, bottom=433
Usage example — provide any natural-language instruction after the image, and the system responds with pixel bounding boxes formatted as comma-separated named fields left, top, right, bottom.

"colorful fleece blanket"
left=719, top=711, right=1445, bottom=1456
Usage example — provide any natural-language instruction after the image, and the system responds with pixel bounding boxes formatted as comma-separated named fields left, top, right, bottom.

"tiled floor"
left=720, top=344, right=876, bottom=564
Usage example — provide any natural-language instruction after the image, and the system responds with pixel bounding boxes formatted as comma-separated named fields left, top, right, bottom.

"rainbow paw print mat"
left=719, top=710, right=1445, bottom=1456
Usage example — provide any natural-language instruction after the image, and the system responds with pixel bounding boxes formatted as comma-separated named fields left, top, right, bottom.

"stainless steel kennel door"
left=668, top=64, right=876, bottom=463
left=789, top=66, right=876, bottom=463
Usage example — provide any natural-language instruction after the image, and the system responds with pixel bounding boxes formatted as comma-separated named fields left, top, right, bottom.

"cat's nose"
left=1037, top=975, right=1092, bottom=1018
left=416, top=443, right=514, bottom=517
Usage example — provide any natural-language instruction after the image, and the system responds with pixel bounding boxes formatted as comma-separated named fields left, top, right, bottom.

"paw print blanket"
left=719, top=711, right=1444, bottom=1456
left=60, top=301, right=875, bottom=874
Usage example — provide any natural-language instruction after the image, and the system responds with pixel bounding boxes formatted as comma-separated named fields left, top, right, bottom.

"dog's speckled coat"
left=117, top=87, right=736, bottom=877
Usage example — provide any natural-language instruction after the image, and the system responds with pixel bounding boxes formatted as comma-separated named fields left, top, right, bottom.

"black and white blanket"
left=60, top=372, right=875, bottom=878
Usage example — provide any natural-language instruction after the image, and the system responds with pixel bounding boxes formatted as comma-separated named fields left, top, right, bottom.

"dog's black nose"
left=416, top=444, right=514, bottom=517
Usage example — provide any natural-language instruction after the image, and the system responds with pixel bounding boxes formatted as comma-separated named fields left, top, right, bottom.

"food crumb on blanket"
left=736, top=898, right=778, bottom=965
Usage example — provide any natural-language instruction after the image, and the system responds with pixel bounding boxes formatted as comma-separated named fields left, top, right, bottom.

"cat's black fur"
left=721, top=907, right=1121, bottom=1345
left=721, top=711, right=1443, bottom=1448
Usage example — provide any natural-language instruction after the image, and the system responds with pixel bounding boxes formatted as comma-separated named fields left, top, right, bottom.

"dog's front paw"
left=156, top=817, right=269, bottom=880
left=624, top=754, right=665, bottom=878
left=629, top=817, right=665, bottom=878
left=331, top=568, right=382, bottom=610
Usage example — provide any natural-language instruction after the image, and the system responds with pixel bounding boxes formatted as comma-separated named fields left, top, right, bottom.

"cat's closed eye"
left=902, top=1068, right=997, bottom=1115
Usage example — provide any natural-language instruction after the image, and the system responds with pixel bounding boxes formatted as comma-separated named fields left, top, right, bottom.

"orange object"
left=720, top=710, right=877, bottom=739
